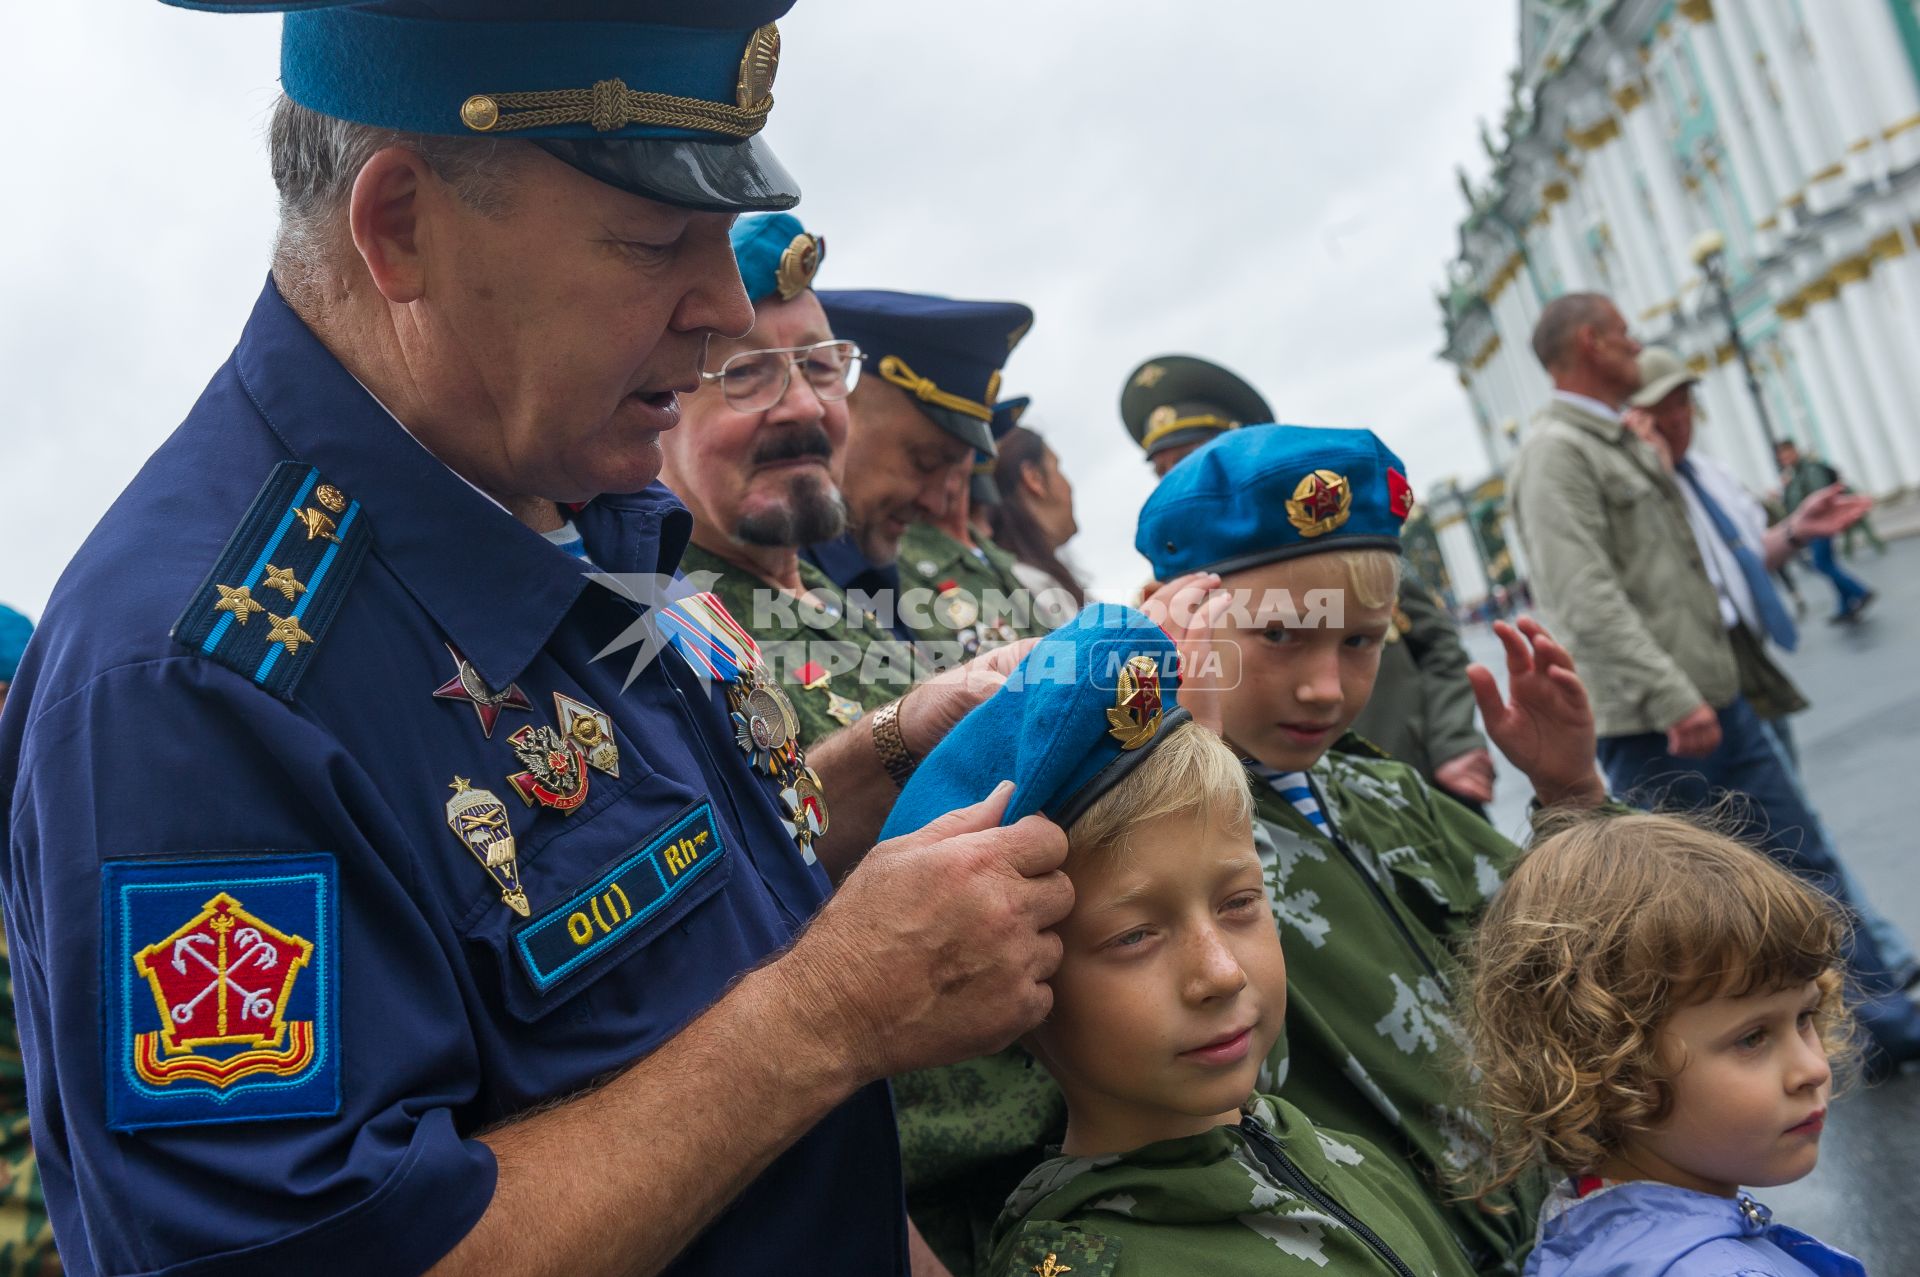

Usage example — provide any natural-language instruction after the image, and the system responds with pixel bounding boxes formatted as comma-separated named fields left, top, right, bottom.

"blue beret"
left=0, top=604, right=33, bottom=683
left=879, top=604, right=1190, bottom=838
left=730, top=213, right=825, bottom=304
left=157, top=1, right=801, bottom=211
left=817, top=290, right=1033, bottom=455
left=1138, top=425, right=1413, bottom=580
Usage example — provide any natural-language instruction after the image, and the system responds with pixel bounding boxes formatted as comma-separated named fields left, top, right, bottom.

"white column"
left=1437, top=520, right=1489, bottom=606
left=1832, top=260, right=1920, bottom=487
left=1678, top=2, right=1782, bottom=237
left=1580, top=128, right=1662, bottom=315
left=1539, top=181, right=1592, bottom=292
left=1699, top=0, right=1803, bottom=237
left=1615, top=76, right=1698, bottom=300
left=1865, top=215, right=1920, bottom=370
left=1799, top=284, right=1899, bottom=489
left=1705, top=358, right=1777, bottom=490
left=1775, top=306, right=1871, bottom=482
left=1742, top=0, right=1849, bottom=213
left=1839, top=0, right=1920, bottom=169
left=1797, top=0, right=1893, bottom=185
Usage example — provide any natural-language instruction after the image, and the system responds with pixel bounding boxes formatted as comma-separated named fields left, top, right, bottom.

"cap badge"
left=1146, top=405, right=1178, bottom=432
left=737, top=24, right=781, bottom=110
left=1132, top=364, right=1167, bottom=389
left=1107, top=655, right=1165, bottom=750
left=775, top=231, right=823, bottom=301
left=1286, top=470, right=1353, bottom=537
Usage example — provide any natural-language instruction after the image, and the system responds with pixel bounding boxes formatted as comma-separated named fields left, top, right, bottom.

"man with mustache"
left=662, top=214, right=919, bottom=750
left=0, top=5, right=1074, bottom=1275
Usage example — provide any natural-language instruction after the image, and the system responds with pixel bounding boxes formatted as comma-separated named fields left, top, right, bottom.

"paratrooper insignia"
left=1285, top=469, right=1354, bottom=537
left=445, top=776, right=530, bottom=916
left=775, top=231, right=824, bottom=301
left=1106, top=655, right=1164, bottom=750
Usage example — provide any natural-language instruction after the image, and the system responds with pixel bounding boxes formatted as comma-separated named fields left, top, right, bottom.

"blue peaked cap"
left=730, top=212, right=825, bottom=304
left=879, top=604, right=1190, bottom=838
left=156, top=0, right=801, bottom=211
left=0, top=604, right=32, bottom=682
left=818, top=290, right=1033, bottom=455
left=1139, top=425, right=1412, bottom=580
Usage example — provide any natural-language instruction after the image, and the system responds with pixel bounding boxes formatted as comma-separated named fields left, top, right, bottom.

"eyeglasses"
left=699, top=339, right=863, bottom=413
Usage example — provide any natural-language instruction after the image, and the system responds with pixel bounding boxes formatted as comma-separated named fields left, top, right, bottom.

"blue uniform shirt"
left=0, top=281, right=905, bottom=1277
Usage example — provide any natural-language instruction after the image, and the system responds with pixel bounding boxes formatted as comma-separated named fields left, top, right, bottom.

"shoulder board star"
left=266, top=613, right=316, bottom=656
left=212, top=583, right=264, bottom=626
left=261, top=564, right=307, bottom=603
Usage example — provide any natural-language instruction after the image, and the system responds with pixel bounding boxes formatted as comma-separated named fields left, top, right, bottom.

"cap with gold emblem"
left=155, top=0, right=801, bottom=212
left=1119, top=354, right=1273, bottom=461
left=730, top=212, right=825, bottom=303
left=1137, top=425, right=1412, bottom=580
left=879, top=603, right=1189, bottom=837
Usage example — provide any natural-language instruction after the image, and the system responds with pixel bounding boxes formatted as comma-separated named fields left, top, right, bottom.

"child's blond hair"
left=1459, top=811, right=1854, bottom=1201
left=1066, top=720, right=1252, bottom=861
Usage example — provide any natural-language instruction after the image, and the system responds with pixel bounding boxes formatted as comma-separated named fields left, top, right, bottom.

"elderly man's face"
left=408, top=148, right=752, bottom=504
left=1650, top=386, right=1696, bottom=461
left=839, top=380, right=975, bottom=565
left=1582, top=303, right=1643, bottom=399
left=660, top=293, right=849, bottom=548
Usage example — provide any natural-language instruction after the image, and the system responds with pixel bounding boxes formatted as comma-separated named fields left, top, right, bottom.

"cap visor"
left=535, top=134, right=799, bottom=214
left=1628, top=372, right=1699, bottom=408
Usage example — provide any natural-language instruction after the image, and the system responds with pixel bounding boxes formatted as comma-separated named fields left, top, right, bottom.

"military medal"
left=932, top=580, right=980, bottom=632
left=445, top=777, right=530, bottom=916
left=553, top=691, right=619, bottom=777
left=779, top=765, right=829, bottom=844
left=505, top=724, right=590, bottom=813
left=432, top=643, right=533, bottom=738
left=825, top=689, right=863, bottom=727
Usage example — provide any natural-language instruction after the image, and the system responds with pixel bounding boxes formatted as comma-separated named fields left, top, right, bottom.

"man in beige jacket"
left=1508, top=293, right=1920, bottom=1073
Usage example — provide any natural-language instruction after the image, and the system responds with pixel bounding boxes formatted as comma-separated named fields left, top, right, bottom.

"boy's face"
left=1613, top=979, right=1832, bottom=1196
left=1207, top=554, right=1394, bottom=771
left=1032, top=811, right=1285, bottom=1156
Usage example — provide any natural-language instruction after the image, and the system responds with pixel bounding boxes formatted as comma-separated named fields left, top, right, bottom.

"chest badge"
left=505, top=724, right=591, bottom=813
left=432, top=643, right=533, bottom=739
left=445, top=777, right=530, bottom=916
left=553, top=691, right=620, bottom=777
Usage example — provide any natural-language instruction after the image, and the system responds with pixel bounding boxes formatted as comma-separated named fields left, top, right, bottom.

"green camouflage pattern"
left=897, top=524, right=1043, bottom=651
left=1250, top=740, right=1540, bottom=1274
left=678, top=545, right=919, bottom=750
left=987, top=1094, right=1477, bottom=1276
left=1351, top=572, right=1486, bottom=784
left=0, top=925, right=59, bottom=1275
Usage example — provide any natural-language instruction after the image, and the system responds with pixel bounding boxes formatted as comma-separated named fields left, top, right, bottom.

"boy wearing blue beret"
left=884, top=606, right=1476, bottom=1277
left=1136, top=425, right=1609, bottom=1271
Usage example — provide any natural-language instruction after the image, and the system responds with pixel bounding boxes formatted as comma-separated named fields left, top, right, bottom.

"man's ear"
left=348, top=146, right=436, bottom=304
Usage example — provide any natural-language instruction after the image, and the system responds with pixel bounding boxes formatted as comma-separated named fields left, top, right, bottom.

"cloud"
left=0, top=2, right=1518, bottom=616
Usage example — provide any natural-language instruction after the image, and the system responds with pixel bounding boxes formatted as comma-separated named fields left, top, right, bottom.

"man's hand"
left=776, top=781, right=1072, bottom=1083
left=1432, top=747, right=1496, bottom=805
left=1139, top=571, right=1231, bottom=734
left=1622, top=407, right=1673, bottom=472
left=896, top=639, right=1037, bottom=759
left=1465, top=618, right=1605, bottom=808
left=1785, top=484, right=1872, bottom=540
left=1666, top=702, right=1723, bottom=759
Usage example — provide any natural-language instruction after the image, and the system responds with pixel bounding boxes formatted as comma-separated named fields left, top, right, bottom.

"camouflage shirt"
left=0, top=925, right=58, bottom=1275
left=897, top=525, right=1043, bottom=652
left=988, top=1094, right=1477, bottom=1277
left=677, top=545, right=919, bottom=750
left=1248, top=740, right=1541, bottom=1274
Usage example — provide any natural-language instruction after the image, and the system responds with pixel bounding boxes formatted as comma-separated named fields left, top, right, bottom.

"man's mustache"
left=751, top=426, right=835, bottom=468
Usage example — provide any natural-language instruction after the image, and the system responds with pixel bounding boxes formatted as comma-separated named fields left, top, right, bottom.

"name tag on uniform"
left=513, top=803, right=727, bottom=993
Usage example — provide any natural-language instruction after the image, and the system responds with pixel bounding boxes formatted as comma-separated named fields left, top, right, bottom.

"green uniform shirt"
left=897, top=524, right=1042, bottom=650
left=0, top=925, right=58, bottom=1275
left=988, top=1094, right=1477, bottom=1277
left=678, top=545, right=918, bottom=750
left=1351, top=574, right=1485, bottom=783
left=1250, top=741, right=1540, bottom=1273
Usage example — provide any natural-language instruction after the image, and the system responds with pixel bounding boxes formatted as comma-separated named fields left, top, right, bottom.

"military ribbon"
left=654, top=593, right=761, bottom=684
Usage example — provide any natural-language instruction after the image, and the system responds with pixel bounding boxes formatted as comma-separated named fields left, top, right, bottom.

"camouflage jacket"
left=0, top=926, right=58, bottom=1275
left=1249, top=741, right=1541, bottom=1274
left=1351, top=573, right=1485, bottom=784
left=678, top=545, right=918, bottom=750
left=897, top=525, right=1041, bottom=652
left=987, top=1094, right=1476, bottom=1277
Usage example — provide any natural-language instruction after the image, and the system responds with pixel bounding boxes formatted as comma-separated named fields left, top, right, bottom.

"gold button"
left=461, top=95, right=500, bottom=132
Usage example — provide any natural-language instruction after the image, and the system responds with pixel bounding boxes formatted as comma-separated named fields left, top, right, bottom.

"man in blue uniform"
left=0, top=5, right=1073, bottom=1275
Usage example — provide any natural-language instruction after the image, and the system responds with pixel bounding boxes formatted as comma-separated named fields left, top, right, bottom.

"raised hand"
left=1465, top=617, right=1606, bottom=808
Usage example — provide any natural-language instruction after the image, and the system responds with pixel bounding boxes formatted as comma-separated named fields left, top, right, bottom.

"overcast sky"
left=0, top=3, right=1520, bottom=618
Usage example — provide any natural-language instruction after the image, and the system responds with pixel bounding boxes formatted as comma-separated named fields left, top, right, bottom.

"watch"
left=870, top=698, right=917, bottom=789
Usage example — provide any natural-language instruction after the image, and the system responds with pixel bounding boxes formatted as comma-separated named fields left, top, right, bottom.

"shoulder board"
left=1002, top=1222, right=1120, bottom=1277
left=1331, top=731, right=1393, bottom=761
left=170, top=462, right=372, bottom=701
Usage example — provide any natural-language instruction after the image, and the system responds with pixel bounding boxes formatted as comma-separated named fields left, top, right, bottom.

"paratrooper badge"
left=432, top=643, right=533, bottom=739
left=1285, top=469, right=1354, bottom=538
left=825, top=689, right=864, bottom=727
left=554, top=691, right=619, bottom=777
left=1107, top=655, right=1164, bottom=750
left=775, top=230, right=824, bottom=301
left=445, top=777, right=530, bottom=916
left=103, top=853, right=338, bottom=1130
left=505, top=724, right=591, bottom=813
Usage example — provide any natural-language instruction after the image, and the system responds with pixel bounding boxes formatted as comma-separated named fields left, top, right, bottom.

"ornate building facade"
left=1433, top=0, right=1920, bottom=602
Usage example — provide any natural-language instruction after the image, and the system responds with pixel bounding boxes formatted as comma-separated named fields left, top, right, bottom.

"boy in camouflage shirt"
left=1135, top=426, right=1610, bottom=1273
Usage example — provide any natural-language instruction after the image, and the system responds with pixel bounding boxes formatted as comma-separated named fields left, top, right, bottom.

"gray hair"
left=1530, top=292, right=1613, bottom=371
left=267, top=94, right=524, bottom=297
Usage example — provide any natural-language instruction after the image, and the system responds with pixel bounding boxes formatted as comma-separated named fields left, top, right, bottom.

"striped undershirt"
left=1249, top=764, right=1329, bottom=832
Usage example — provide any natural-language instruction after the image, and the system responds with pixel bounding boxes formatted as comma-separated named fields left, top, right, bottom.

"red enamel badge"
left=1388, top=468, right=1415, bottom=519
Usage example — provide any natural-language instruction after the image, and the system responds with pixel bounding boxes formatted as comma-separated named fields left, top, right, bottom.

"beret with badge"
left=880, top=603, right=1189, bottom=838
left=1120, top=354, right=1273, bottom=461
left=817, top=290, right=1034, bottom=456
left=730, top=211, right=825, bottom=304
left=156, top=0, right=802, bottom=212
left=1137, top=425, right=1414, bottom=581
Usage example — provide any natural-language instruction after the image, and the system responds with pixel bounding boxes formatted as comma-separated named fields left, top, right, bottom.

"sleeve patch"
left=170, top=462, right=372, bottom=701
left=1004, top=1223, right=1121, bottom=1276
left=103, top=853, right=340, bottom=1131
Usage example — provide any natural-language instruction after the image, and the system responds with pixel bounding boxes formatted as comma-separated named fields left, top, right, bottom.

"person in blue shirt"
left=0, top=5, right=1075, bottom=1275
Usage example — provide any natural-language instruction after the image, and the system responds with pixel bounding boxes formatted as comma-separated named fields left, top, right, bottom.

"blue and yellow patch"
left=171, top=462, right=371, bottom=700
left=103, top=853, right=339, bottom=1131
left=515, top=803, right=728, bottom=994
